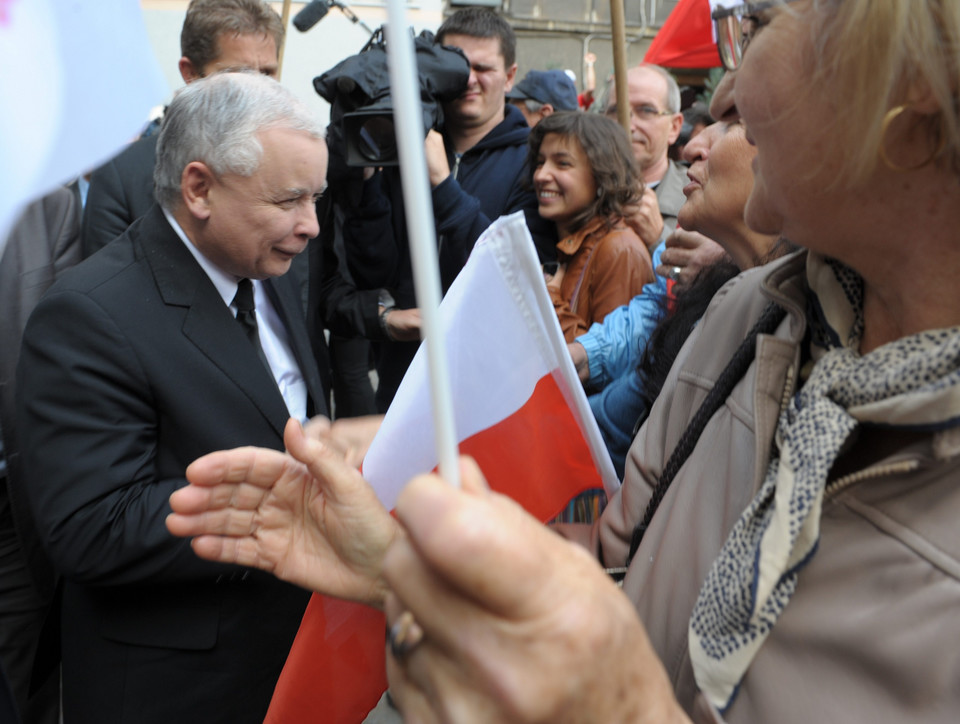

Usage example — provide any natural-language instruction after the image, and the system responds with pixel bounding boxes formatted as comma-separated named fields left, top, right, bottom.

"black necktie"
left=233, top=279, right=271, bottom=374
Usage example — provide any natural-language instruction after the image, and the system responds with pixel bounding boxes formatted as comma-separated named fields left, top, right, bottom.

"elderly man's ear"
left=180, top=162, right=215, bottom=220
left=179, top=56, right=203, bottom=83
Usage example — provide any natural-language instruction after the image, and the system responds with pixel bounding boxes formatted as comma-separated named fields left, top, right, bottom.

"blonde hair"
left=808, top=0, right=960, bottom=184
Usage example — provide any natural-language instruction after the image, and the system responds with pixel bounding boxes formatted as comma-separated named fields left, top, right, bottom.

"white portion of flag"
left=363, top=212, right=619, bottom=511
left=0, top=0, right=168, bottom=250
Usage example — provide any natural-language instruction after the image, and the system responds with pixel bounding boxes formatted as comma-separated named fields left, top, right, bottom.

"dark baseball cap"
left=506, top=69, right=578, bottom=112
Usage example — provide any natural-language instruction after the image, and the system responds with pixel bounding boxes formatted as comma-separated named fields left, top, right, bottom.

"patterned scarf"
left=688, top=253, right=960, bottom=711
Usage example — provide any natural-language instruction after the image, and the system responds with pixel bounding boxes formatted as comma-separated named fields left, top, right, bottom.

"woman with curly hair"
left=528, top=111, right=654, bottom=342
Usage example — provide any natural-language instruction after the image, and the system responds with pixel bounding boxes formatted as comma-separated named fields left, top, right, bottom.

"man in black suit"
left=16, top=72, right=329, bottom=723
left=81, top=0, right=284, bottom=257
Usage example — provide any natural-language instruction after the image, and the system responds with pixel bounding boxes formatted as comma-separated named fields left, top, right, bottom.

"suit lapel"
left=137, top=206, right=291, bottom=438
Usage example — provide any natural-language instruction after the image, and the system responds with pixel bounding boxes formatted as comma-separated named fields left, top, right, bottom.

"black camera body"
left=314, top=29, right=470, bottom=167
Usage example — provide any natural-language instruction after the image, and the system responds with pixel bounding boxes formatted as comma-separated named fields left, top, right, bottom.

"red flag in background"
left=644, top=0, right=722, bottom=69
left=265, top=212, right=618, bottom=722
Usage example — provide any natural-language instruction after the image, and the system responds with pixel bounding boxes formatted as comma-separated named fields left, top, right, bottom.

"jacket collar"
left=132, top=204, right=296, bottom=437
left=556, top=215, right=613, bottom=258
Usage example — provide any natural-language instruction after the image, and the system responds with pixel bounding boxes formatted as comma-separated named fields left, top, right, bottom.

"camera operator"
left=339, top=8, right=557, bottom=412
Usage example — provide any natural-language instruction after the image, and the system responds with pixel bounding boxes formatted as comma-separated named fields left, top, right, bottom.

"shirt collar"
left=163, top=207, right=240, bottom=309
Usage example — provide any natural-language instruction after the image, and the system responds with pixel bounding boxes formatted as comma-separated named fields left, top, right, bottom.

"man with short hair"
left=16, top=72, right=329, bottom=724
left=342, top=7, right=556, bottom=411
left=507, top=68, right=579, bottom=127
left=604, top=64, right=687, bottom=250
left=81, top=0, right=284, bottom=256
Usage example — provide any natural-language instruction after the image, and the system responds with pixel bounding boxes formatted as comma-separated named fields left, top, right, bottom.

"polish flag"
left=265, top=212, right=619, bottom=722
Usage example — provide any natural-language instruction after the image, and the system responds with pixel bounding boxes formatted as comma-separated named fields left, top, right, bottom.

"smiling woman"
left=528, top=111, right=655, bottom=342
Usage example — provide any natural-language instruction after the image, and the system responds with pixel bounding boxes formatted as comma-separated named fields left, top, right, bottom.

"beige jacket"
left=578, top=251, right=960, bottom=723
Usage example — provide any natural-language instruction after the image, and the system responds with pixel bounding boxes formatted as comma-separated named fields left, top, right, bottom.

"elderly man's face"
left=606, top=67, right=682, bottom=173
left=196, top=128, right=327, bottom=280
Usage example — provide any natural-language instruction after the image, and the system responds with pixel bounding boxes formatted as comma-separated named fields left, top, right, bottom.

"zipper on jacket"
left=824, top=458, right=921, bottom=500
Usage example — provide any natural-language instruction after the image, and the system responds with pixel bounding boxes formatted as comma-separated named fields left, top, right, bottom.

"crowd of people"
left=2, top=0, right=959, bottom=722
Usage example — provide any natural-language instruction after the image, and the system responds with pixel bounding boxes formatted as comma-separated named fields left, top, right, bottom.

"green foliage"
left=696, top=67, right=725, bottom=106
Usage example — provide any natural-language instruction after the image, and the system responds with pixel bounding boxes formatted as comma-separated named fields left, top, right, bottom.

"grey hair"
left=154, top=71, right=324, bottom=209
left=523, top=99, right=545, bottom=114
left=601, top=64, right=681, bottom=114
left=639, top=64, right=681, bottom=114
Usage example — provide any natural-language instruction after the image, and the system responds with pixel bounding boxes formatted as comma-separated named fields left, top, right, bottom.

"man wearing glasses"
left=604, top=64, right=687, bottom=250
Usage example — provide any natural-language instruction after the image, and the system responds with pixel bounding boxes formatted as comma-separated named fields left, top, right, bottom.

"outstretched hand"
left=166, top=418, right=400, bottom=609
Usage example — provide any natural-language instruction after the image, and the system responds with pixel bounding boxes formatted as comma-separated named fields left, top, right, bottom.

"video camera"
left=314, top=28, right=470, bottom=167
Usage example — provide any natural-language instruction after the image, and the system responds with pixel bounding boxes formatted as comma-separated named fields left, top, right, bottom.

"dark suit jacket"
left=81, top=134, right=158, bottom=257
left=0, top=186, right=82, bottom=598
left=16, top=204, right=328, bottom=724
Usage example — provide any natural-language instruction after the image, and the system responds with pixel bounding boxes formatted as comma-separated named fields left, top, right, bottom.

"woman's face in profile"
left=677, top=120, right=756, bottom=252
left=731, top=1, right=840, bottom=247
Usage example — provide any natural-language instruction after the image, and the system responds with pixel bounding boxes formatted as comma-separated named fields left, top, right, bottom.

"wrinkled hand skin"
left=656, top=228, right=728, bottom=288
left=166, top=418, right=399, bottom=609
left=381, top=458, right=691, bottom=724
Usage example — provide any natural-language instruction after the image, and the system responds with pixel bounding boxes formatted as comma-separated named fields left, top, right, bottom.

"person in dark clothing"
left=340, top=8, right=557, bottom=411
left=81, top=0, right=285, bottom=258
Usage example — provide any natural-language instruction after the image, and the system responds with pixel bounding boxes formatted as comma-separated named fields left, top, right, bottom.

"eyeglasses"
left=605, top=103, right=674, bottom=121
left=712, top=1, right=782, bottom=72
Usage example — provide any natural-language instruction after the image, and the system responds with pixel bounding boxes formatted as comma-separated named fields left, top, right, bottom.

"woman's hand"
left=382, top=457, right=689, bottom=724
left=657, top=228, right=728, bottom=287
left=166, top=418, right=400, bottom=609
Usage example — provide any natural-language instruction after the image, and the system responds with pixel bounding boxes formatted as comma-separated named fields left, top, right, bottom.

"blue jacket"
left=577, top=241, right=668, bottom=390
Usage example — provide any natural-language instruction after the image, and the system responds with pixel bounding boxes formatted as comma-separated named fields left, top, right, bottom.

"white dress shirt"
left=164, top=208, right=308, bottom=422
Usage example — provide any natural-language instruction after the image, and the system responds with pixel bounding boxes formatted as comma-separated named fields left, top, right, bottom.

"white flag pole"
left=383, top=0, right=461, bottom=488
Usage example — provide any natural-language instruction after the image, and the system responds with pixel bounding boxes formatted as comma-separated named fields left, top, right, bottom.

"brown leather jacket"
left=549, top=216, right=653, bottom=343
left=572, top=251, right=960, bottom=722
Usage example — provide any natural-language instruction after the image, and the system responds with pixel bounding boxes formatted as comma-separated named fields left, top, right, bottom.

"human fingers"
left=302, top=414, right=332, bottom=442
left=665, top=227, right=713, bottom=251
left=181, top=444, right=292, bottom=491
left=385, top=588, right=509, bottom=724
left=284, top=417, right=368, bottom=504
left=390, top=459, right=572, bottom=619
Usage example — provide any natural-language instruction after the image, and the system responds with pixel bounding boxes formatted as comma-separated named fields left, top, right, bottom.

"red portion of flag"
left=644, top=0, right=721, bottom=69
left=459, top=373, right=602, bottom=522
left=264, top=596, right=387, bottom=724
left=264, top=373, right=599, bottom=722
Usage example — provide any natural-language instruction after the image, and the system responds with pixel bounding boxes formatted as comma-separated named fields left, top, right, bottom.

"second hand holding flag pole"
left=383, top=0, right=461, bottom=488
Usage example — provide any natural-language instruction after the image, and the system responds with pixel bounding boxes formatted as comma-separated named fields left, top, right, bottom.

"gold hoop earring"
left=878, top=104, right=946, bottom=172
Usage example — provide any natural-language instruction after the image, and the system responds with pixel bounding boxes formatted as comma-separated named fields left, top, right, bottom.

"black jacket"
left=341, top=104, right=557, bottom=409
left=16, top=205, right=326, bottom=723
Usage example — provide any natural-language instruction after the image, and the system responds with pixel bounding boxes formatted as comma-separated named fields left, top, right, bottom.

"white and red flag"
left=265, top=211, right=619, bottom=723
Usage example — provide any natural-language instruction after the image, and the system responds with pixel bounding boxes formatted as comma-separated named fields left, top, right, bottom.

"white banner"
left=0, top=0, right=167, bottom=250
